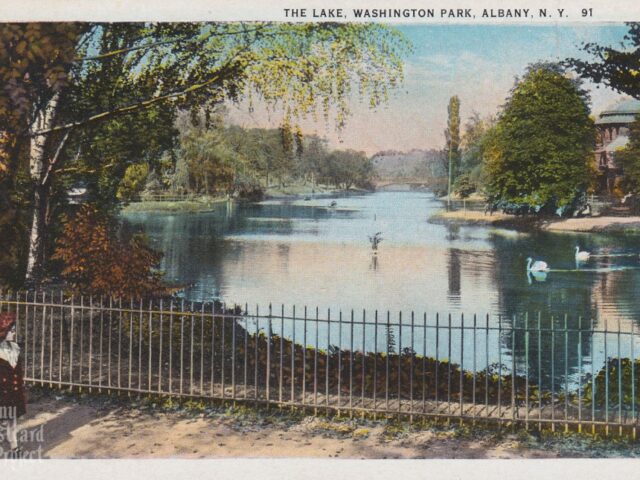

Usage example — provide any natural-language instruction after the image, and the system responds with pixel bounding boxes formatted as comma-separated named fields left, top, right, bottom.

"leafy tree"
left=444, top=95, right=461, bottom=194
left=176, top=111, right=237, bottom=195
left=318, top=149, right=372, bottom=189
left=453, top=173, right=476, bottom=199
left=52, top=204, right=166, bottom=298
left=221, top=124, right=264, bottom=195
left=460, top=112, right=494, bottom=189
left=116, top=163, right=149, bottom=202
left=276, top=120, right=298, bottom=187
left=299, top=135, right=329, bottom=185
left=141, top=170, right=164, bottom=198
left=169, top=151, right=191, bottom=195
left=484, top=65, right=596, bottom=209
left=221, top=125, right=328, bottom=191
left=566, top=23, right=640, bottom=99
left=0, top=22, right=409, bottom=284
left=221, top=126, right=286, bottom=188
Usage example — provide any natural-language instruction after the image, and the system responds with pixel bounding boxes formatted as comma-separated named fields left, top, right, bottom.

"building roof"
left=596, top=114, right=637, bottom=125
left=596, top=98, right=640, bottom=125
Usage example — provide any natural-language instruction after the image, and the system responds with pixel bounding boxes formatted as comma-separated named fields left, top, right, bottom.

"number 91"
left=581, top=8, right=593, bottom=17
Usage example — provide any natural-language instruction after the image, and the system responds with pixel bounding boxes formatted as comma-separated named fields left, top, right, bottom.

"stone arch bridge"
left=373, top=177, right=433, bottom=189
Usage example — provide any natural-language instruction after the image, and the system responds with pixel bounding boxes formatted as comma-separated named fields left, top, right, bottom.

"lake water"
left=122, top=190, right=640, bottom=386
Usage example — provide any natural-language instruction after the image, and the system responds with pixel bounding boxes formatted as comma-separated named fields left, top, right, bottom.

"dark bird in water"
left=329, top=200, right=338, bottom=207
left=369, top=232, right=383, bottom=252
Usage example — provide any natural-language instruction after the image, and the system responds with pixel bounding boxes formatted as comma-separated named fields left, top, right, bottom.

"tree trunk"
left=25, top=184, right=51, bottom=284
left=25, top=94, right=60, bottom=284
left=0, top=131, right=19, bottom=227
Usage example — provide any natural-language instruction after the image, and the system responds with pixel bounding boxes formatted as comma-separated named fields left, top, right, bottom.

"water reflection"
left=447, top=248, right=461, bottom=304
left=445, top=223, right=460, bottom=241
left=122, top=191, right=640, bottom=384
left=369, top=254, right=379, bottom=271
left=527, top=271, right=547, bottom=284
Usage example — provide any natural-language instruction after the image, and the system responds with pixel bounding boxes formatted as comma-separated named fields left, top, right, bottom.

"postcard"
left=1, top=0, right=640, bottom=478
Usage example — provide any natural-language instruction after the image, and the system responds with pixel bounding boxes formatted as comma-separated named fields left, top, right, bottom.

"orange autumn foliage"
left=53, top=205, right=167, bottom=299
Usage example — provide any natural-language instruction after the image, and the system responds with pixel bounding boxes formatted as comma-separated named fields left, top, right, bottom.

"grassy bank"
left=121, top=195, right=230, bottom=213
left=543, top=216, right=640, bottom=233
left=119, top=184, right=364, bottom=213
left=429, top=210, right=537, bottom=230
left=430, top=210, right=640, bottom=234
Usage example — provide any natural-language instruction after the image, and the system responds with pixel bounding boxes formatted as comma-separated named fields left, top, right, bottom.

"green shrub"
left=117, top=163, right=149, bottom=202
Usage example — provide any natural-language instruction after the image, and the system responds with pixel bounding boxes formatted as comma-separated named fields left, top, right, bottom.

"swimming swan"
left=526, top=257, right=549, bottom=272
left=575, top=246, right=591, bottom=262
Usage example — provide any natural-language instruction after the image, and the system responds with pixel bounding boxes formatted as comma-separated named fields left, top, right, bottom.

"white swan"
left=575, top=246, right=591, bottom=262
left=526, top=257, right=549, bottom=272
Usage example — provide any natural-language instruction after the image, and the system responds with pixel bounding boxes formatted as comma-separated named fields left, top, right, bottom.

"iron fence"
left=1, top=291, right=639, bottom=437
left=133, top=193, right=230, bottom=203
left=444, top=199, right=486, bottom=213
left=444, top=195, right=632, bottom=217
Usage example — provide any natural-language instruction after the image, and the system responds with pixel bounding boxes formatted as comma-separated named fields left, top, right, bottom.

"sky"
left=228, top=24, right=634, bottom=155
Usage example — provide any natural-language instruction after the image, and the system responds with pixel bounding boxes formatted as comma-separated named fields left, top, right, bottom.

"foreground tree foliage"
left=52, top=205, right=166, bottom=298
left=566, top=22, right=640, bottom=99
left=567, top=22, right=640, bottom=202
left=484, top=64, right=596, bottom=209
left=0, top=24, right=84, bottom=285
left=0, top=22, right=408, bottom=286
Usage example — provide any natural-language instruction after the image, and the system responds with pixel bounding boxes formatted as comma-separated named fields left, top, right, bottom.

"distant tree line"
left=116, top=110, right=375, bottom=203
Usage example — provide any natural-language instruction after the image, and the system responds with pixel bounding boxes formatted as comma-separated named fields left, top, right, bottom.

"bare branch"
left=34, top=41, right=254, bottom=138
left=80, top=37, right=187, bottom=62
left=33, top=71, right=225, bottom=137
left=77, top=25, right=268, bottom=63
left=41, top=130, right=71, bottom=186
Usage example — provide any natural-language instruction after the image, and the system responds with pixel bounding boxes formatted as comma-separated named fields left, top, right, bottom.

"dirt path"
left=543, top=216, right=640, bottom=233
left=4, top=389, right=637, bottom=459
left=430, top=211, right=640, bottom=233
